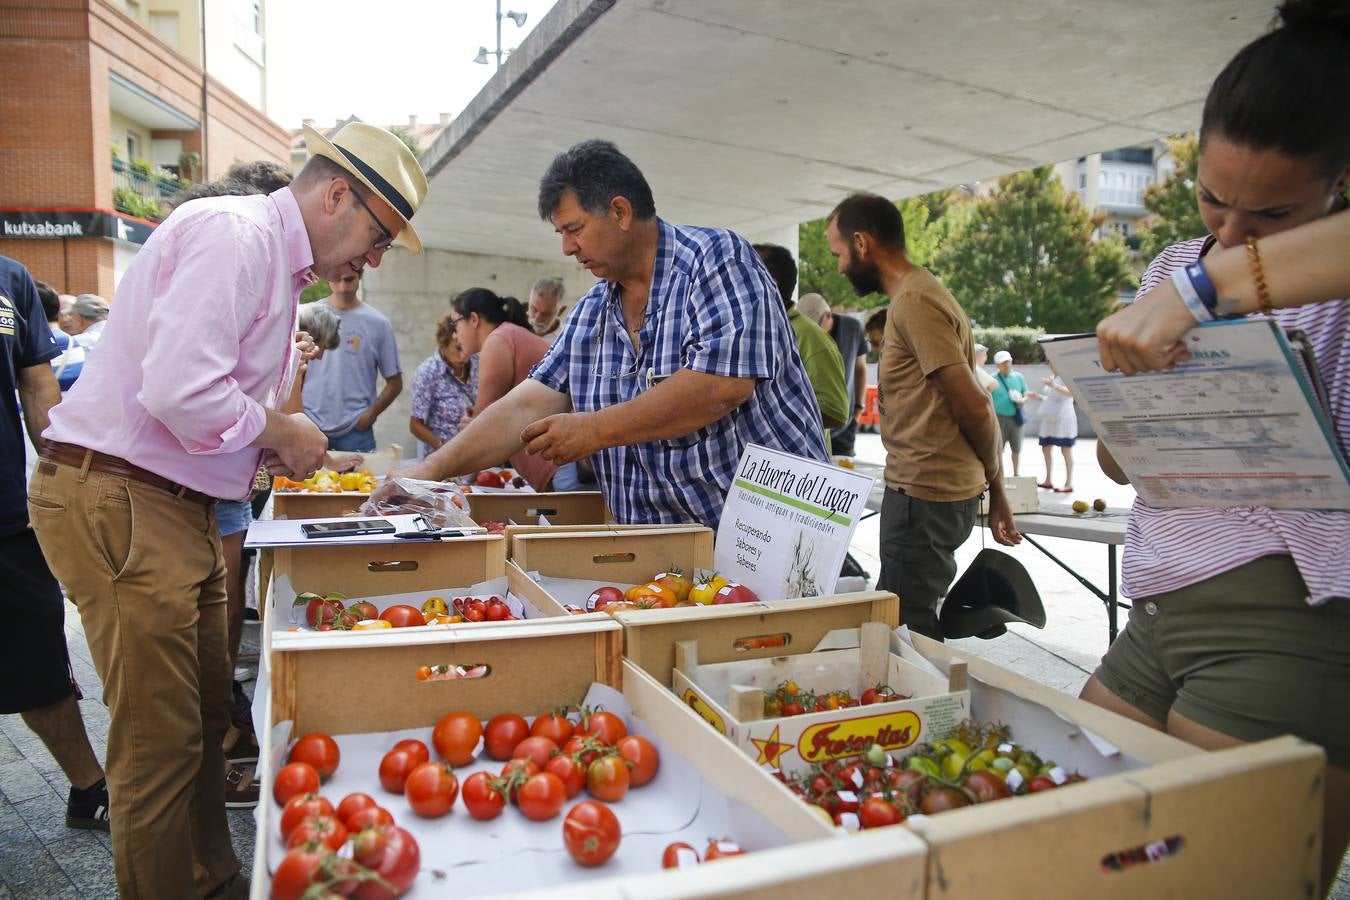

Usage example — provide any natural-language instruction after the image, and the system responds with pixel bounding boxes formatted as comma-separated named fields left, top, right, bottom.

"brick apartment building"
left=0, top=0, right=290, bottom=297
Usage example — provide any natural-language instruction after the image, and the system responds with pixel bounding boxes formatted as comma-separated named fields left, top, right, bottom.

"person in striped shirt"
left=383, top=140, right=827, bottom=527
left=1082, top=2, right=1350, bottom=890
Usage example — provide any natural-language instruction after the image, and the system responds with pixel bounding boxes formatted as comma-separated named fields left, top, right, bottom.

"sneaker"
left=223, top=725, right=260, bottom=764
left=224, top=764, right=259, bottom=808
left=67, top=778, right=111, bottom=832
left=243, top=607, right=260, bottom=622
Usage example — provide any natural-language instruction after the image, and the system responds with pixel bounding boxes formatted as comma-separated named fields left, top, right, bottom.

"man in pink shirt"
left=28, top=122, right=427, bottom=900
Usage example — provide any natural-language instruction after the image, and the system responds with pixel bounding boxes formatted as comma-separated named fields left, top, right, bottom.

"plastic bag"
left=359, top=476, right=477, bottom=529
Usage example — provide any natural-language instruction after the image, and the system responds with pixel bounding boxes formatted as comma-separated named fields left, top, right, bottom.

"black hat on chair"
left=939, top=549, right=1046, bottom=639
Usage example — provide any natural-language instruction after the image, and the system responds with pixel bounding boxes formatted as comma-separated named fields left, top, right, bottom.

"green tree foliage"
left=1134, top=134, right=1206, bottom=265
left=971, top=326, right=1045, bottom=364
left=391, top=127, right=424, bottom=161
left=933, top=166, right=1135, bottom=333
left=300, top=280, right=332, bottom=304
left=797, top=190, right=966, bottom=311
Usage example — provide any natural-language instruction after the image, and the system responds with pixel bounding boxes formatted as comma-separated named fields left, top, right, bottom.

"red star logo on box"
left=750, top=725, right=793, bottom=768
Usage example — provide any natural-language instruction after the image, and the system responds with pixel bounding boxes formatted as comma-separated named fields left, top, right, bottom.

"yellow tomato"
left=625, top=582, right=676, bottom=605
left=421, top=596, right=449, bottom=618
left=353, top=619, right=392, bottom=631
left=340, top=472, right=361, bottom=491
left=689, top=573, right=729, bottom=605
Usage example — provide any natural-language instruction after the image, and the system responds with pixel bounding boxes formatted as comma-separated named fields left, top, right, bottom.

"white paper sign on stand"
left=714, top=443, right=875, bottom=599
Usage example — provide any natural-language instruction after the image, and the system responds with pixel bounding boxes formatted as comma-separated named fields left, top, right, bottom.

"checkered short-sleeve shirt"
left=531, top=219, right=828, bottom=526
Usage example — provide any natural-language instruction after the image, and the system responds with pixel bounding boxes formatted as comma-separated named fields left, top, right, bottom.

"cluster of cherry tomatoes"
left=764, top=680, right=908, bottom=717
left=269, top=705, right=670, bottom=892
left=272, top=734, right=419, bottom=900
left=579, top=568, right=759, bottom=614
left=469, top=468, right=527, bottom=489
left=778, top=720, right=1087, bottom=830
left=293, top=593, right=522, bottom=633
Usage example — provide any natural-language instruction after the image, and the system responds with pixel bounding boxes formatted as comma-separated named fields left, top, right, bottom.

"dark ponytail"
left=452, top=287, right=531, bottom=329
left=1200, top=0, right=1350, bottom=178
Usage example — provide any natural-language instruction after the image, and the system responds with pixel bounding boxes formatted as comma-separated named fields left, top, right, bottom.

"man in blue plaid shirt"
left=387, top=140, right=826, bottom=526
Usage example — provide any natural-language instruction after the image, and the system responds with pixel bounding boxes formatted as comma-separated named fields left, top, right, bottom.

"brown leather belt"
left=40, top=441, right=217, bottom=507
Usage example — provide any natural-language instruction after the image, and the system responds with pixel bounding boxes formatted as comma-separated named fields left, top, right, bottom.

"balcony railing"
left=111, top=156, right=187, bottom=221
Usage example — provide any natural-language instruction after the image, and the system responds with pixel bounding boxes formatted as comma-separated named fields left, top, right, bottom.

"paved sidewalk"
left=1, top=438, right=1346, bottom=897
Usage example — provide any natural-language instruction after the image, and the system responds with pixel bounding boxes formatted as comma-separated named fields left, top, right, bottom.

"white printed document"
left=1040, top=318, right=1350, bottom=510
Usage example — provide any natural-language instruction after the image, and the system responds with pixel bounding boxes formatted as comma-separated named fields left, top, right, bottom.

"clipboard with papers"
left=1039, top=317, right=1350, bottom=510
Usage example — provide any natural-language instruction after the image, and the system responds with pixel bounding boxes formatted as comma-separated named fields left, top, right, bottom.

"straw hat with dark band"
left=302, top=122, right=428, bottom=254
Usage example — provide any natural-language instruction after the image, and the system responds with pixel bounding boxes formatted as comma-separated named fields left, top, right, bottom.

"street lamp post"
left=474, top=0, right=528, bottom=69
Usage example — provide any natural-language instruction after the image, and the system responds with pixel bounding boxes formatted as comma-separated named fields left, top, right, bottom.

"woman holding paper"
left=1083, top=2, right=1350, bottom=893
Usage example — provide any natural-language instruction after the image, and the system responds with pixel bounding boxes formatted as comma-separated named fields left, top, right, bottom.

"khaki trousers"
left=29, top=459, right=243, bottom=900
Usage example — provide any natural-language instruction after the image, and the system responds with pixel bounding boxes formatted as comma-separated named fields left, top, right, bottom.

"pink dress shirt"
left=45, top=189, right=313, bottom=500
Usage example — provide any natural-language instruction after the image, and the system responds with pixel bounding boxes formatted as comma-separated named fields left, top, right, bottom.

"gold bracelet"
left=1245, top=236, right=1273, bottom=316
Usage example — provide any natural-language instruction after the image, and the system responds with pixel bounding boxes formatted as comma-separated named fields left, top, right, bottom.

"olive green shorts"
left=1094, top=555, right=1350, bottom=768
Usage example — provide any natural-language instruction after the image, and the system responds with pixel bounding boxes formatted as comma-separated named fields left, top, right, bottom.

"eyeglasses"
left=350, top=187, right=396, bottom=252
left=448, top=315, right=466, bottom=329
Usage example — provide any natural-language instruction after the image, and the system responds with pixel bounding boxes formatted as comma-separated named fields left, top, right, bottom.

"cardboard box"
left=252, top=621, right=929, bottom=898
left=978, top=474, right=1039, bottom=514
left=271, top=490, right=369, bottom=519
left=672, top=622, right=970, bottom=775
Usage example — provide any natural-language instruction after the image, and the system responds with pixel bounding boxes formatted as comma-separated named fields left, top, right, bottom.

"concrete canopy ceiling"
left=416, top=0, right=1270, bottom=261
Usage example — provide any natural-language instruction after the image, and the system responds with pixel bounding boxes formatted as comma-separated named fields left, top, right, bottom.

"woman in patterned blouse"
left=409, top=313, right=478, bottom=458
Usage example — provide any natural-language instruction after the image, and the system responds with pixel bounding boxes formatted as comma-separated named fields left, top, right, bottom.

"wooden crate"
left=900, top=634, right=1324, bottom=899
left=510, top=526, right=715, bottom=584
left=618, top=591, right=899, bottom=689
left=503, top=522, right=708, bottom=559
left=264, top=535, right=585, bottom=647
left=466, top=491, right=609, bottom=526
left=272, top=490, right=609, bottom=528
left=271, top=490, right=368, bottom=519
left=251, top=623, right=929, bottom=898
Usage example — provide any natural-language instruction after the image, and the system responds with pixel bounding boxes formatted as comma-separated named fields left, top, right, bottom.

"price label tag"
left=1006, top=768, right=1025, bottom=792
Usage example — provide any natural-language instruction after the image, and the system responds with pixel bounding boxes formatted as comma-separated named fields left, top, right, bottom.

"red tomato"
left=272, top=762, right=321, bottom=807
left=516, top=771, right=567, bottom=821
left=484, top=712, right=530, bottom=760
left=335, top=792, right=377, bottom=828
left=576, top=710, right=627, bottom=745
left=432, top=711, right=482, bottom=766
left=586, top=755, right=630, bottom=803
left=512, top=735, right=559, bottom=769
left=404, top=762, right=458, bottom=818
left=345, top=805, right=394, bottom=830
left=781, top=701, right=805, bottom=717
left=379, top=605, right=426, bottom=628
left=279, top=793, right=333, bottom=840
left=485, top=600, right=510, bottom=621
left=350, top=825, right=420, bottom=900
left=530, top=711, right=575, bottom=745
left=562, top=800, right=621, bottom=867
left=1027, top=775, right=1058, bottom=794
left=858, top=796, right=903, bottom=829
left=378, top=749, right=421, bottom=794
left=662, top=841, right=701, bottom=869
left=351, top=824, right=388, bottom=868
left=270, top=844, right=330, bottom=900
left=349, top=600, right=379, bottom=621
left=475, top=470, right=505, bottom=488
left=563, top=737, right=603, bottom=769
left=302, top=597, right=344, bottom=629
left=288, top=733, right=341, bottom=782
left=499, top=758, right=540, bottom=802
left=586, top=586, right=626, bottom=612
left=460, top=771, right=507, bottom=821
left=286, top=813, right=348, bottom=851
left=616, top=735, right=660, bottom=787
left=545, top=753, right=587, bottom=799
left=712, top=583, right=758, bottom=604
left=390, top=739, right=430, bottom=766
left=920, top=785, right=972, bottom=814
left=704, top=838, right=745, bottom=860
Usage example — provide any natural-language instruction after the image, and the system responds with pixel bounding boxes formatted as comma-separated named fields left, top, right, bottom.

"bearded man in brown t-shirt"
left=826, top=193, right=1020, bottom=640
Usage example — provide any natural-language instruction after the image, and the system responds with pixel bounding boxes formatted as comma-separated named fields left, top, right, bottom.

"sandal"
left=223, top=725, right=260, bottom=764
left=224, top=764, right=259, bottom=809
left=1037, top=482, right=1054, bottom=489
left=1053, top=486, right=1074, bottom=493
